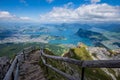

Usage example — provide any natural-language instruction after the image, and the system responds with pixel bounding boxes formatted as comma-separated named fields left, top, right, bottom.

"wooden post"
left=11, top=71, right=14, bottom=80
left=23, top=50, right=25, bottom=61
left=81, top=67, right=85, bottom=80
left=44, top=57, right=48, bottom=74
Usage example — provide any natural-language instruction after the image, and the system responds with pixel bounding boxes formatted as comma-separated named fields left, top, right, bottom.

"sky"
left=0, top=0, right=120, bottom=23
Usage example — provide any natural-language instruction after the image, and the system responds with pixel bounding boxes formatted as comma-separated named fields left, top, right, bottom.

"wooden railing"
left=3, top=46, right=120, bottom=80
left=3, top=46, right=35, bottom=80
left=40, top=49, right=120, bottom=80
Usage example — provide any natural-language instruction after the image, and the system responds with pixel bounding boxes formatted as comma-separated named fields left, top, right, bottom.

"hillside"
left=0, top=42, right=68, bottom=58
left=76, top=28, right=108, bottom=42
left=1, top=43, right=120, bottom=80
left=39, top=43, right=120, bottom=80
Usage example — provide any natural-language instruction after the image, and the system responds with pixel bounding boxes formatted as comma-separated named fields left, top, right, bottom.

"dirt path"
left=19, top=51, right=46, bottom=80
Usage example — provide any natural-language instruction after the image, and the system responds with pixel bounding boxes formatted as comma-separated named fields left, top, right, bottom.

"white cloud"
left=91, top=0, right=101, bottom=4
left=20, top=17, right=31, bottom=20
left=64, top=2, right=74, bottom=8
left=0, top=11, right=14, bottom=18
left=39, top=3, right=120, bottom=23
left=20, top=0, right=28, bottom=6
left=0, top=11, right=31, bottom=22
left=46, top=0, right=54, bottom=3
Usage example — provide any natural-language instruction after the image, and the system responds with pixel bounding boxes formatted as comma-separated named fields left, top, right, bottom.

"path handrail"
left=40, top=53, right=76, bottom=80
left=40, top=49, right=120, bottom=80
left=40, top=50, right=120, bottom=68
left=3, top=46, right=35, bottom=80
left=3, top=47, right=120, bottom=80
left=3, top=56, right=18, bottom=80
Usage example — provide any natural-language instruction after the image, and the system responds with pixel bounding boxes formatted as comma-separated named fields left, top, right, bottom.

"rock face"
left=0, top=56, right=10, bottom=80
left=112, top=48, right=120, bottom=60
left=88, top=47, right=120, bottom=80
left=113, top=49, right=120, bottom=54
left=88, top=47, right=111, bottom=60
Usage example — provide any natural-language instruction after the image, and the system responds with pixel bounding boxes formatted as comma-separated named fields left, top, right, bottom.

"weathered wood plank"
left=14, top=63, right=19, bottom=80
left=82, top=60, right=120, bottom=68
left=41, top=50, right=83, bottom=65
left=40, top=54, right=77, bottom=80
left=3, top=56, right=18, bottom=80
left=41, top=50, right=120, bottom=68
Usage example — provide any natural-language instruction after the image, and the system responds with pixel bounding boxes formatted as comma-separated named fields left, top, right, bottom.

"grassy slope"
left=70, top=47, right=92, bottom=60
left=0, top=42, right=67, bottom=58
left=65, top=44, right=113, bottom=80
left=40, top=44, right=113, bottom=80
left=39, top=49, right=67, bottom=80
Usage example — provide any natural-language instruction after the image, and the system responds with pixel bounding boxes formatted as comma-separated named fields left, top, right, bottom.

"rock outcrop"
left=88, top=47, right=111, bottom=60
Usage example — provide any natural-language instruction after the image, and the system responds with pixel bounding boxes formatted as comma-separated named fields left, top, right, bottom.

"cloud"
left=0, top=11, right=15, bottom=18
left=39, top=3, right=120, bottom=23
left=20, top=0, right=28, bottom=6
left=20, top=17, right=31, bottom=20
left=64, top=2, right=74, bottom=8
left=91, top=0, right=101, bottom=4
left=0, top=11, right=17, bottom=21
left=0, top=11, right=31, bottom=22
left=46, top=0, right=54, bottom=3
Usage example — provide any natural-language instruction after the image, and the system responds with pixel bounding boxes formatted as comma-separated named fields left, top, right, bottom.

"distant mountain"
left=76, top=28, right=108, bottom=42
left=45, top=23, right=92, bottom=30
left=0, top=30, right=16, bottom=40
left=91, top=23, right=120, bottom=32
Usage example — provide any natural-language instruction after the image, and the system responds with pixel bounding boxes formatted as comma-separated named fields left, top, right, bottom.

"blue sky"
left=0, top=0, right=120, bottom=23
left=0, top=0, right=86, bottom=17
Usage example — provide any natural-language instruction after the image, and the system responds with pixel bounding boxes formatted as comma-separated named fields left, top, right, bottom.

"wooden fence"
left=40, top=49, right=120, bottom=80
left=3, top=46, right=120, bottom=80
left=3, top=46, right=35, bottom=80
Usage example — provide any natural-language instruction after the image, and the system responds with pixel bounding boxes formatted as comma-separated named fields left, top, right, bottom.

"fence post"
left=11, top=71, right=14, bottom=80
left=81, top=67, right=85, bottom=80
left=23, top=49, right=25, bottom=60
left=45, top=57, right=48, bottom=73
left=41, top=49, right=48, bottom=74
